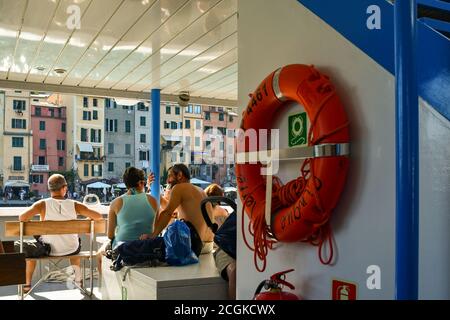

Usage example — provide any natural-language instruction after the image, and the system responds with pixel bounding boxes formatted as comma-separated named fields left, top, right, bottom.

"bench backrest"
left=4, top=219, right=106, bottom=237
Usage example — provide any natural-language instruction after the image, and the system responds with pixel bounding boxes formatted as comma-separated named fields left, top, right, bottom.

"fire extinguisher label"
left=332, top=279, right=357, bottom=300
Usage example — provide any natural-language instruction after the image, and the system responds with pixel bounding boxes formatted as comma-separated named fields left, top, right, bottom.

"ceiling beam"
left=0, top=79, right=237, bottom=107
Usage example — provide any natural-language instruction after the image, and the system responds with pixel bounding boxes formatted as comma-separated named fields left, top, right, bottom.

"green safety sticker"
left=288, top=112, right=307, bottom=147
left=122, top=286, right=127, bottom=300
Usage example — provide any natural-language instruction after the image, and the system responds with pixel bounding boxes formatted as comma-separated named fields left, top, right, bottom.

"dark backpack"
left=110, top=237, right=166, bottom=271
left=201, top=196, right=236, bottom=259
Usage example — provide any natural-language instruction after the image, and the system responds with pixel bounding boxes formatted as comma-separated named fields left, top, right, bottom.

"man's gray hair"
left=48, top=174, right=67, bottom=192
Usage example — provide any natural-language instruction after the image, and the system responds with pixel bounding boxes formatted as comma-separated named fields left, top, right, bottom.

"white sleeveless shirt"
left=41, top=198, right=79, bottom=256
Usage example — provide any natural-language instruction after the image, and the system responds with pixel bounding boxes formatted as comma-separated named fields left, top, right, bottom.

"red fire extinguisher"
left=253, top=269, right=300, bottom=300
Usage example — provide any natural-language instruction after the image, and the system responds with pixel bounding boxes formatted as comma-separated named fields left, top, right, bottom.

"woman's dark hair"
left=123, top=167, right=145, bottom=189
left=169, top=163, right=191, bottom=180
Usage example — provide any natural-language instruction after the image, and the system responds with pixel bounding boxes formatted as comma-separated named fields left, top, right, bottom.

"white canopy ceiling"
left=0, top=0, right=238, bottom=102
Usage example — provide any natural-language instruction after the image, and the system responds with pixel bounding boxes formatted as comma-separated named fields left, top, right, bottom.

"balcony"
left=75, top=154, right=106, bottom=162
left=31, top=164, right=50, bottom=172
left=9, top=165, right=25, bottom=172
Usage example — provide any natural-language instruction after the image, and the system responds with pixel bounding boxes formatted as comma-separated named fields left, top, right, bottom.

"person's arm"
left=146, top=172, right=155, bottom=193
left=107, top=201, right=117, bottom=240
left=19, top=201, right=44, bottom=222
left=150, top=185, right=182, bottom=238
left=74, top=202, right=103, bottom=220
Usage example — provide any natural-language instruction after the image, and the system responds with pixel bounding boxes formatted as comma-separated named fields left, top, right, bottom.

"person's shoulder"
left=145, top=193, right=157, bottom=202
left=33, top=199, right=47, bottom=208
left=110, top=196, right=123, bottom=207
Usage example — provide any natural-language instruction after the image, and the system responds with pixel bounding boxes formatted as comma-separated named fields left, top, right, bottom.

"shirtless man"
left=143, top=164, right=213, bottom=257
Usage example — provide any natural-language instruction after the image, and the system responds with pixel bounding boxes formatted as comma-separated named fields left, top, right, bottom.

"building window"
left=84, top=164, right=89, bottom=176
left=125, top=120, right=131, bottom=133
left=83, top=97, right=88, bottom=108
left=35, top=107, right=41, bottom=116
left=93, top=110, right=98, bottom=120
left=140, top=116, right=146, bottom=126
left=205, top=112, right=210, bottom=120
left=229, top=115, right=234, bottom=122
left=114, top=119, right=118, bottom=132
left=11, top=119, right=26, bottom=129
left=39, top=121, right=46, bottom=131
left=108, top=162, right=114, bottom=172
left=219, top=113, right=224, bottom=121
left=227, top=129, right=234, bottom=138
left=39, top=139, right=46, bottom=150
left=81, top=128, right=88, bottom=142
left=175, top=106, right=180, bottom=115
left=166, top=105, right=171, bottom=114
left=13, top=156, right=22, bottom=171
left=195, top=137, right=200, bottom=147
left=58, top=157, right=64, bottom=167
left=12, top=137, right=24, bottom=148
left=93, top=98, right=98, bottom=107
left=125, top=162, right=131, bottom=168
left=90, top=129, right=102, bottom=143
left=57, top=140, right=65, bottom=151
left=49, top=109, right=54, bottom=117
left=83, top=111, right=91, bottom=120
left=204, top=125, right=212, bottom=133
left=13, top=100, right=26, bottom=111
left=92, top=164, right=102, bottom=177
left=179, top=122, right=183, bottom=129
left=32, top=175, right=44, bottom=184
left=139, top=151, right=147, bottom=161
left=185, top=136, right=191, bottom=146
left=38, top=156, right=45, bottom=165
left=125, top=144, right=131, bottom=155
left=61, top=122, right=66, bottom=132
left=171, top=121, right=177, bottom=130
left=137, top=102, right=147, bottom=111
left=185, top=119, right=191, bottom=129
left=196, top=120, right=201, bottom=130
left=58, top=108, right=62, bottom=118
left=220, top=142, right=224, bottom=151
left=108, top=143, right=114, bottom=154
left=140, top=134, right=146, bottom=143
left=105, top=98, right=111, bottom=108
left=164, top=121, right=170, bottom=129
left=218, top=127, right=226, bottom=135
left=185, top=105, right=193, bottom=113
left=194, top=105, right=201, bottom=114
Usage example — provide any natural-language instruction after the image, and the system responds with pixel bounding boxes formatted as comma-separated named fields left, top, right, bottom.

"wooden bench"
left=4, top=219, right=106, bottom=299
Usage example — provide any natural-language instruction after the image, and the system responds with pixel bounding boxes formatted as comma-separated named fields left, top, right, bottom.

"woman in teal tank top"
left=107, top=167, right=158, bottom=248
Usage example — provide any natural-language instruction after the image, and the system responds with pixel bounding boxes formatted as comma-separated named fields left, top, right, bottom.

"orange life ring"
left=236, top=64, right=350, bottom=271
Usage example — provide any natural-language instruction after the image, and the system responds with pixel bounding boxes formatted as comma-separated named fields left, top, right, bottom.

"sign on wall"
left=288, top=112, right=308, bottom=147
left=332, top=279, right=357, bottom=300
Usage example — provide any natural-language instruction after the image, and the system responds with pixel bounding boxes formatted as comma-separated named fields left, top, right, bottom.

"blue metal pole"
left=151, top=89, right=161, bottom=207
left=394, top=0, right=419, bottom=300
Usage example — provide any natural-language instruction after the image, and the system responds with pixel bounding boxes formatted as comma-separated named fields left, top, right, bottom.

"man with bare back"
left=142, top=164, right=213, bottom=257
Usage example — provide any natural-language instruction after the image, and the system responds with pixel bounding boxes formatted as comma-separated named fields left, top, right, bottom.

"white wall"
left=237, top=0, right=398, bottom=300
left=237, top=0, right=450, bottom=300
left=419, top=100, right=450, bottom=299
